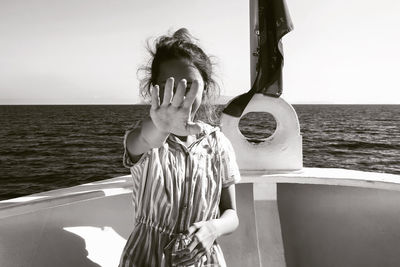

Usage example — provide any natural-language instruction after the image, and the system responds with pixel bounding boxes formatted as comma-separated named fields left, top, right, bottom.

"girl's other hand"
left=151, top=77, right=203, bottom=136
left=172, top=220, right=218, bottom=266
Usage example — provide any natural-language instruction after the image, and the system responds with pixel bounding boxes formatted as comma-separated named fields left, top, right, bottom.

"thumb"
left=186, top=221, right=204, bottom=236
left=185, top=121, right=202, bottom=135
left=186, top=225, right=198, bottom=236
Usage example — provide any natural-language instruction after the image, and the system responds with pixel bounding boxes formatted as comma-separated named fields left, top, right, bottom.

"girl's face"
left=155, top=58, right=204, bottom=119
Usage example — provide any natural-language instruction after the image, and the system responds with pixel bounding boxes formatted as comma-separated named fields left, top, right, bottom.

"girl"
left=119, top=28, right=241, bottom=267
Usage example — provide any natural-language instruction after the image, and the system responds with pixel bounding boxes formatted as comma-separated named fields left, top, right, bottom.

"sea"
left=0, top=104, right=399, bottom=200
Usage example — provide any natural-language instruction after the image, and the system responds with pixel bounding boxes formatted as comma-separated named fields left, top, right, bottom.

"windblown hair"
left=138, top=28, right=220, bottom=125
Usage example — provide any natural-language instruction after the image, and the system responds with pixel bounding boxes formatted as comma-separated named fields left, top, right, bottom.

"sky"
left=0, top=0, right=399, bottom=104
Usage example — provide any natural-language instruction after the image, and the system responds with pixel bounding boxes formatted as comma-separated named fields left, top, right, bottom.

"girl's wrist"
left=211, top=209, right=239, bottom=238
left=208, top=219, right=222, bottom=238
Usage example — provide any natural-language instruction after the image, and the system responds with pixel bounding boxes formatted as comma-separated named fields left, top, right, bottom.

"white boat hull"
left=1, top=168, right=400, bottom=267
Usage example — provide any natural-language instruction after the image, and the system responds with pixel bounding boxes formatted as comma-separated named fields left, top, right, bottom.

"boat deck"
left=1, top=168, right=400, bottom=267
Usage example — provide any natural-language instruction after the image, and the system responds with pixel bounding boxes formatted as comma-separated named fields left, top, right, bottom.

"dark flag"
left=222, top=0, right=293, bottom=117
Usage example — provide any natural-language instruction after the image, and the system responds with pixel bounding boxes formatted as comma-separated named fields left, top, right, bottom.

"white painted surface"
left=0, top=193, right=133, bottom=267
left=278, top=183, right=400, bottom=267
left=221, top=94, right=302, bottom=171
left=1, top=168, right=399, bottom=216
left=1, top=168, right=399, bottom=267
left=0, top=180, right=263, bottom=267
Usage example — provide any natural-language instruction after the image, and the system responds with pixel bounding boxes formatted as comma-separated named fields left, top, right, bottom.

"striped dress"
left=119, top=121, right=241, bottom=267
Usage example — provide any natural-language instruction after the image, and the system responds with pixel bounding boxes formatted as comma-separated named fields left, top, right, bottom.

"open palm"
left=150, top=77, right=203, bottom=136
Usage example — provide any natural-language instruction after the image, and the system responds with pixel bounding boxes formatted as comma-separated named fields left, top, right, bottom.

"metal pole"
left=249, top=0, right=259, bottom=86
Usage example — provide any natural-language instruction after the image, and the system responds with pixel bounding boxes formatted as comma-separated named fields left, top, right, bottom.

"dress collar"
left=167, top=121, right=218, bottom=150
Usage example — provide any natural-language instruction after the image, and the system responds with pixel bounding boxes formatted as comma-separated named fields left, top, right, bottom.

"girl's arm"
left=173, top=185, right=239, bottom=265
left=213, top=184, right=239, bottom=236
left=125, top=117, right=169, bottom=160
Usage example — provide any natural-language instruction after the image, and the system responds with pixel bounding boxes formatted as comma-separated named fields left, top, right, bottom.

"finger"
left=162, top=77, right=174, bottom=106
left=173, top=232, right=196, bottom=255
left=173, top=243, right=206, bottom=265
left=186, top=234, right=200, bottom=254
left=171, top=79, right=186, bottom=107
left=186, top=224, right=200, bottom=236
left=193, top=221, right=205, bottom=229
left=182, top=79, right=200, bottom=109
left=151, top=85, right=160, bottom=110
left=184, top=221, right=204, bottom=236
left=173, top=239, right=198, bottom=261
left=174, top=234, right=199, bottom=259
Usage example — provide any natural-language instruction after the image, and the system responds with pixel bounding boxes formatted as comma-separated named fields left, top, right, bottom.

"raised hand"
left=150, top=77, right=203, bottom=137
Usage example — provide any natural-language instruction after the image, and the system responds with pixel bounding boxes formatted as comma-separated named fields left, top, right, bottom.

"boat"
left=2, top=168, right=400, bottom=267
left=1, top=0, right=399, bottom=266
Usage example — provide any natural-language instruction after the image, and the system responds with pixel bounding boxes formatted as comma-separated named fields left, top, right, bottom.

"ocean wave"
left=328, top=141, right=399, bottom=150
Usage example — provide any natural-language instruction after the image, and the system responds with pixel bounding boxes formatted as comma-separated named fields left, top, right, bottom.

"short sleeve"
left=122, top=120, right=144, bottom=168
left=218, top=132, right=241, bottom=188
